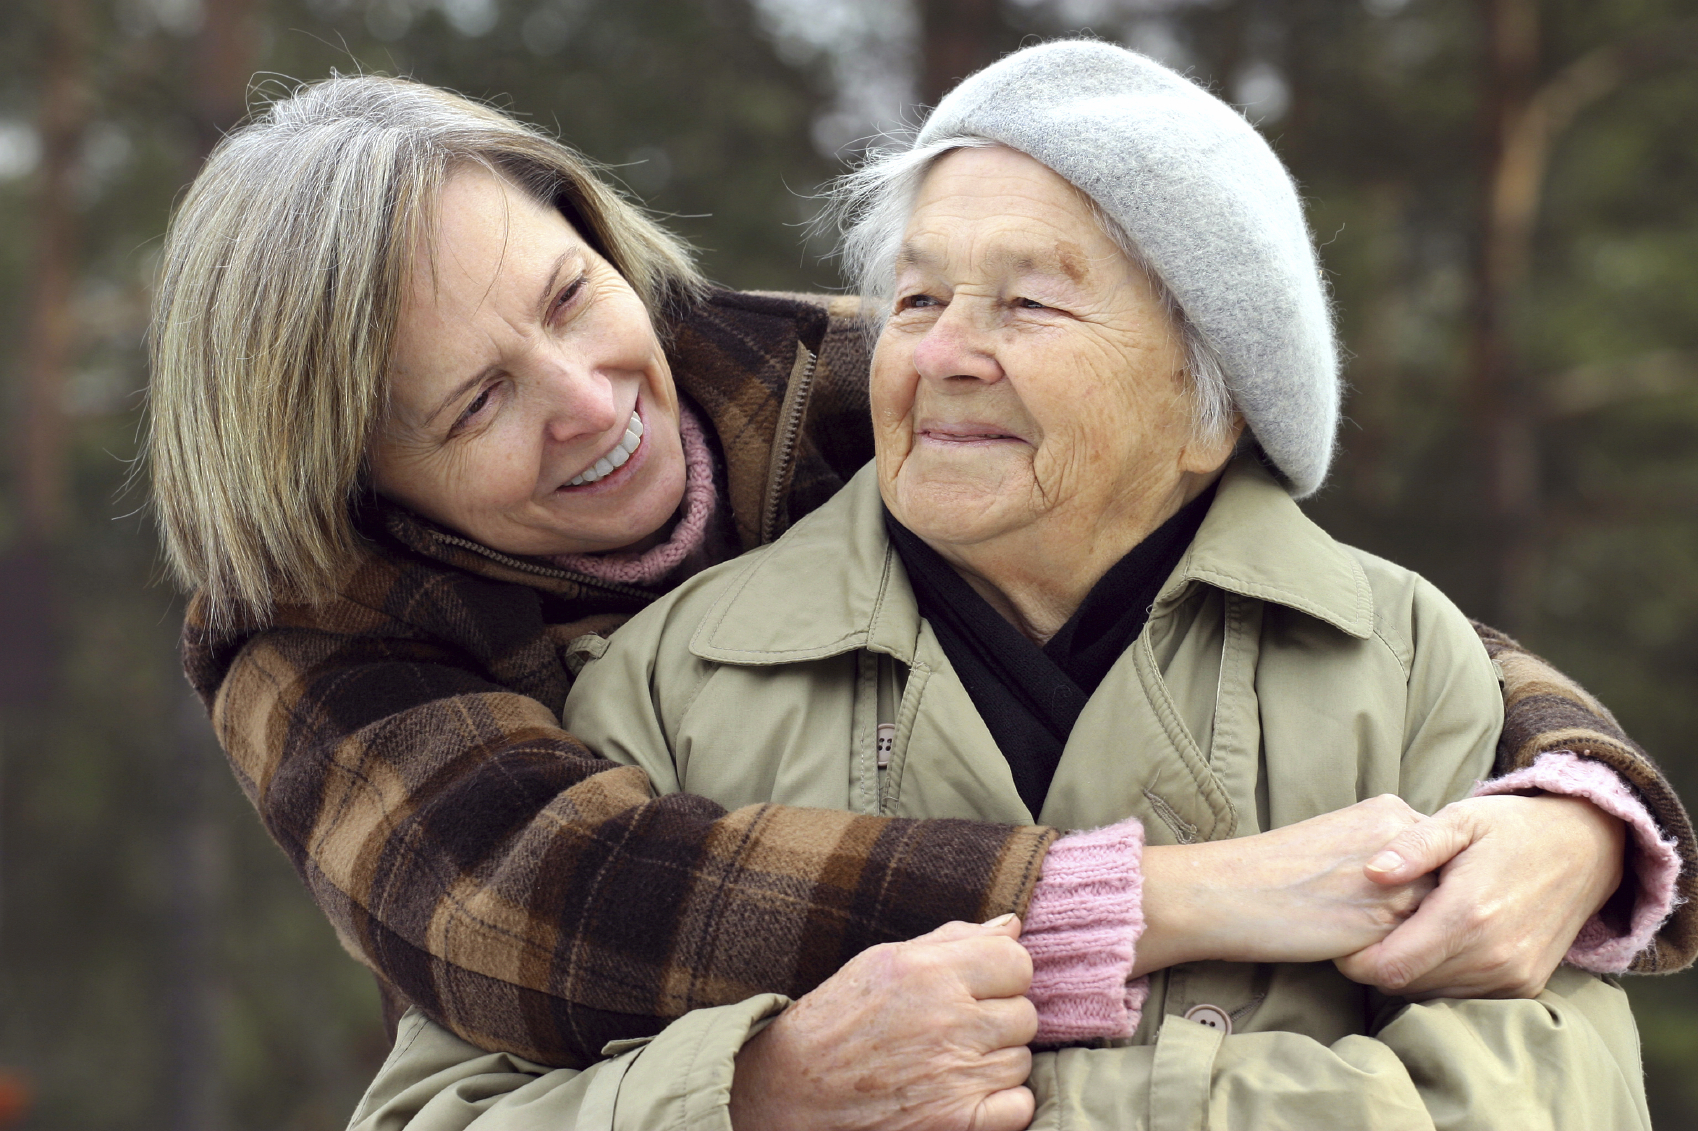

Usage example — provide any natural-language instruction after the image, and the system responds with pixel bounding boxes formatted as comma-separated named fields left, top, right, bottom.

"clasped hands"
left=728, top=792, right=1626, bottom=1131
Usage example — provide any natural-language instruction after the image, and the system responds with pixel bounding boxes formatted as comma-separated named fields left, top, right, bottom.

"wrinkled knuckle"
left=1377, top=957, right=1415, bottom=991
left=872, top=941, right=928, bottom=982
left=1513, top=975, right=1547, bottom=999
left=1457, top=904, right=1495, bottom=938
left=1479, top=942, right=1519, bottom=976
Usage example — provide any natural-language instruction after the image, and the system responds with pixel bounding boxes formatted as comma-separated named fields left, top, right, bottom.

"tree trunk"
left=18, top=0, right=90, bottom=543
left=919, top=0, right=1004, bottom=107
left=161, top=5, right=262, bottom=1128
left=164, top=693, right=227, bottom=1131
left=1469, top=0, right=1541, bottom=629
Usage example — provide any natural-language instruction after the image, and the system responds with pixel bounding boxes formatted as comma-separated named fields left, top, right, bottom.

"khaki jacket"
left=350, top=458, right=1650, bottom=1131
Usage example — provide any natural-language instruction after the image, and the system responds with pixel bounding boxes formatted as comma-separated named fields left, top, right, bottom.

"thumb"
left=918, top=913, right=1022, bottom=943
left=1365, top=808, right=1480, bottom=884
left=970, top=1086, right=1035, bottom=1131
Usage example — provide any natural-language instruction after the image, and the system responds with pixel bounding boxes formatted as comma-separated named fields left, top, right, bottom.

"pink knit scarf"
left=549, top=403, right=717, bottom=587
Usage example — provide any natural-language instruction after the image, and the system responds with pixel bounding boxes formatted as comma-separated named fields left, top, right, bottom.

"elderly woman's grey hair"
left=823, top=134, right=1236, bottom=446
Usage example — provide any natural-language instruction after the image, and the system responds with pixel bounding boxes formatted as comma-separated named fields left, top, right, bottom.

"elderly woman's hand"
left=1334, top=792, right=1626, bottom=998
left=728, top=915, right=1038, bottom=1131
left=1135, top=795, right=1437, bottom=975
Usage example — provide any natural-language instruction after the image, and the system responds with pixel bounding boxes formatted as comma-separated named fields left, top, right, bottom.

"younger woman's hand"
left=1334, top=792, right=1625, bottom=999
left=1135, top=794, right=1435, bottom=975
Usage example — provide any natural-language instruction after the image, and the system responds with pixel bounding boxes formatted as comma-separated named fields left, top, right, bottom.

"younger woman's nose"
left=536, top=361, right=620, bottom=445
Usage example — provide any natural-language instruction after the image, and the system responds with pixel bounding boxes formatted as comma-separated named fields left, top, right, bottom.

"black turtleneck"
left=884, top=484, right=1215, bottom=816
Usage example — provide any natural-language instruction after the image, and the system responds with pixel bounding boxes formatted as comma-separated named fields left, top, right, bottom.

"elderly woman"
left=336, top=42, right=1680, bottom=1130
left=147, top=61, right=1688, bottom=1124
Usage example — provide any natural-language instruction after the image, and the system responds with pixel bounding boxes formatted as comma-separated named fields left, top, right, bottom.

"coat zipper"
left=426, top=530, right=660, bottom=603
left=759, top=342, right=820, bottom=546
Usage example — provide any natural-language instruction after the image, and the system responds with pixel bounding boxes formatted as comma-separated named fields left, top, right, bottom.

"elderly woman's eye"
left=1016, top=297, right=1050, bottom=310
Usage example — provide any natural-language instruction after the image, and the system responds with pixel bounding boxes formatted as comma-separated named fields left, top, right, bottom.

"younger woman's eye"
left=452, top=387, right=492, bottom=433
left=550, top=274, right=587, bottom=319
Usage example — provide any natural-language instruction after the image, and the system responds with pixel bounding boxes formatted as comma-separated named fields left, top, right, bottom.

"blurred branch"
left=1543, top=349, right=1698, bottom=419
left=17, top=0, right=91, bottom=542
left=1491, top=18, right=1698, bottom=301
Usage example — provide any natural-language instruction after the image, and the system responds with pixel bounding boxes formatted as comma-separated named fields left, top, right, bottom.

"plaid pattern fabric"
left=1475, top=621, right=1697, bottom=974
left=183, top=288, right=1695, bottom=1070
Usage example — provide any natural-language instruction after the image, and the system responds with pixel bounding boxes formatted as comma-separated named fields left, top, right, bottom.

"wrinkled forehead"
left=894, top=144, right=1128, bottom=285
left=895, top=239, right=1095, bottom=285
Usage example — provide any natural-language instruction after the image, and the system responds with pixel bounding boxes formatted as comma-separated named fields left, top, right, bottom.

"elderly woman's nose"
left=911, top=305, right=1004, bottom=385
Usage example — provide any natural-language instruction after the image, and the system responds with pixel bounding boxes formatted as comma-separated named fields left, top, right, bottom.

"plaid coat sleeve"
left=1479, top=621, right=1697, bottom=973
left=184, top=572, right=1057, bottom=1070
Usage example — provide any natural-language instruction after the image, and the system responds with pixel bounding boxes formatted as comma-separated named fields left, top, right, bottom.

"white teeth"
left=565, top=410, right=644, bottom=487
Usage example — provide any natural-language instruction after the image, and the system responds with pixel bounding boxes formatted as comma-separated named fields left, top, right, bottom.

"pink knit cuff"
left=1471, top=751, right=1682, bottom=973
left=1021, top=816, right=1147, bottom=1044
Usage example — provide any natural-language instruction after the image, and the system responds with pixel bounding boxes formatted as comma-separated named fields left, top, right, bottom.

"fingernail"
left=982, top=912, right=1016, bottom=928
left=1367, top=851, right=1403, bottom=874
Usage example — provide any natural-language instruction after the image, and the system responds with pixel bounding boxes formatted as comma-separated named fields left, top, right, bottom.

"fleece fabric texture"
left=916, top=39, right=1340, bottom=496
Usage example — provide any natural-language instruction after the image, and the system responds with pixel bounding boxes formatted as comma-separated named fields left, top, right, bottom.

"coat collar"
left=690, top=454, right=1372, bottom=665
left=1165, top=457, right=1374, bottom=639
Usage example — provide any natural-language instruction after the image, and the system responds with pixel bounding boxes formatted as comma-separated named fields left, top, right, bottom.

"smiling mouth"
left=565, top=410, right=644, bottom=487
left=918, top=426, right=1024, bottom=443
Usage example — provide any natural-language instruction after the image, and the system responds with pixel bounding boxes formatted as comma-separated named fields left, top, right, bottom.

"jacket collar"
left=690, top=454, right=1372, bottom=665
left=1165, top=457, right=1374, bottom=639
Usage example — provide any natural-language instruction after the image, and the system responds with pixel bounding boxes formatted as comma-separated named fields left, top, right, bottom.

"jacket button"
left=1183, top=1004, right=1233, bottom=1035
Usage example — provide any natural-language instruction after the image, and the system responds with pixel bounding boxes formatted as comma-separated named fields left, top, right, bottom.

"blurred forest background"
left=0, top=0, right=1695, bottom=1126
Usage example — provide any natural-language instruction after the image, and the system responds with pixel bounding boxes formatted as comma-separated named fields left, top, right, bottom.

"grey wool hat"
left=917, top=39, right=1339, bottom=497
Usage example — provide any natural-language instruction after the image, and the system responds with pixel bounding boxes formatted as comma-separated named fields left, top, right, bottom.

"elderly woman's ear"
left=1177, top=412, right=1246, bottom=481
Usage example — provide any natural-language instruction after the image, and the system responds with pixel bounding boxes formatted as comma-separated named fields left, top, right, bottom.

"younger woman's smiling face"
left=370, top=165, right=686, bottom=557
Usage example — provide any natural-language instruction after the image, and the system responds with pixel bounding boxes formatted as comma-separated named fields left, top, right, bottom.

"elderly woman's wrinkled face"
left=873, top=146, right=1227, bottom=563
left=371, top=166, right=686, bottom=557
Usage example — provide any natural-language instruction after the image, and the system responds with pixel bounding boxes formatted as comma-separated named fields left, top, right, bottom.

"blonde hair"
left=147, top=74, right=705, bottom=630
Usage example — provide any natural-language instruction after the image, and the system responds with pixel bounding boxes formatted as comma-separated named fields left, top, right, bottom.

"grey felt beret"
left=917, top=39, right=1339, bottom=498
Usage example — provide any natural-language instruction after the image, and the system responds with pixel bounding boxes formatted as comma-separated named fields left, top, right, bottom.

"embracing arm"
left=185, top=584, right=1058, bottom=1069
left=1473, top=620, right=1696, bottom=972
left=1335, top=622, right=1696, bottom=997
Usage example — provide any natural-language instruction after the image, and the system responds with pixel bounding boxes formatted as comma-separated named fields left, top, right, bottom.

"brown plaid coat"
left=183, top=289, right=1696, bottom=1070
